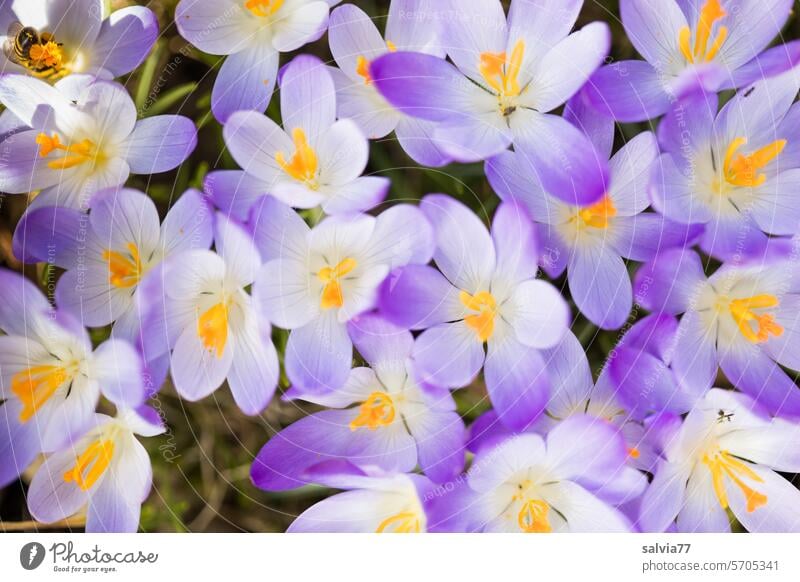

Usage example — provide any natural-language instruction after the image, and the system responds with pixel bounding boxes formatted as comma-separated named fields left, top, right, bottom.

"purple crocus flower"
left=639, top=388, right=800, bottom=532
left=468, top=331, right=650, bottom=505
left=0, top=269, right=145, bottom=487
left=327, top=0, right=449, bottom=166
left=27, top=406, right=165, bottom=533
left=176, top=0, right=340, bottom=123
left=433, top=416, right=635, bottom=532
left=651, top=71, right=800, bottom=260
left=144, top=213, right=279, bottom=415
left=0, top=74, right=197, bottom=209
left=12, top=187, right=213, bottom=341
left=251, top=197, right=433, bottom=392
left=488, top=99, right=701, bottom=329
left=251, top=314, right=464, bottom=490
left=0, top=0, right=158, bottom=80
left=206, top=54, right=389, bottom=220
left=635, top=247, right=800, bottom=418
left=585, top=0, right=800, bottom=122
left=379, top=196, right=569, bottom=430
left=287, top=461, right=436, bottom=533
left=368, top=0, right=611, bottom=205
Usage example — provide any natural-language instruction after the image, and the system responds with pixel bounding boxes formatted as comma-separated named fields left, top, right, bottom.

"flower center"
left=317, top=257, right=357, bottom=310
left=479, top=40, right=525, bottom=115
left=728, top=294, right=783, bottom=344
left=715, top=137, right=786, bottom=191
left=575, top=194, right=617, bottom=229
left=276, top=128, right=319, bottom=189
left=36, top=132, right=103, bottom=170
left=678, top=0, right=728, bottom=64
left=197, top=301, right=229, bottom=358
left=356, top=40, right=398, bottom=85
left=11, top=365, right=70, bottom=423
left=244, top=0, right=284, bottom=17
left=460, top=290, right=497, bottom=342
left=375, top=511, right=421, bottom=533
left=103, top=242, right=143, bottom=288
left=11, top=26, right=68, bottom=79
left=702, top=449, right=767, bottom=513
left=350, top=391, right=396, bottom=431
left=517, top=499, right=552, bottom=533
left=63, top=439, right=115, bottom=491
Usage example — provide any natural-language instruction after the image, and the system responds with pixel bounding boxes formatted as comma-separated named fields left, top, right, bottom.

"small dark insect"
left=717, top=409, right=734, bottom=423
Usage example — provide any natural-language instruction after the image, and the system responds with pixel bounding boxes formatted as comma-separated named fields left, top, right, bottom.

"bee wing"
left=7, top=21, right=24, bottom=39
left=3, top=38, right=22, bottom=65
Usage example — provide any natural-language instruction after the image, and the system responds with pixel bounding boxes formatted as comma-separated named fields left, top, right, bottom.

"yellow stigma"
left=376, top=511, right=421, bottom=533
left=197, top=302, right=229, bottom=358
left=356, top=40, right=398, bottom=85
left=728, top=294, right=783, bottom=344
left=702, top=450, right=767, bottom=513
left=678, top=0, right=728, bottom=64
left=350, top=391, right=396, bottom=431
left=576, top=194, right=617, bottom=229
left=717, top=137, right=787, bottom=190
left=103, top=242, right=143, bottom=288
left=518, top=499, right=552, bottom=533
left=317, top=257, right=357, bottom=310
left=460, top=290, right=497, bottom=342
left=11, top=365, right=69, bottom=423
left=479, top=39, right=525, bottom=101
left=276, top=128, right=319, bottom=188
left=63, top=439, right=115, bottom=491
left=35, top=132, right=101, bottom=170
left=244, top=0, right=284, bottom=17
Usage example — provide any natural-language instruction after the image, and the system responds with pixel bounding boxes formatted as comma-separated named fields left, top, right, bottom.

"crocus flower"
left=27, top=406, right=165, bottom=533
left=635, top=247, right=800, bottom=417
left=651, top=72, right=800, bottom=260
left=327, top=1, right=449, bottom=166
left=0, top=0, right=158, bottom=80
left=144, top=213, right=279, bottom=415
left=207, top=54, right=389, bottom=220
left=639, top=388, right=800, bottom=532
left=12, top=187, right=214, bottom=341
left=379, top=196, right=569, bottom=430
left=251, top=314, right=464, bottom=490
left=488, top=106, right=700, bottom=328
left=368, top=0, right=611, bottom=204
left=176, top=0, right=340, bottom=123
left=0, top=74, right=197, bottom=209
left=467, top=331, right=650, bottom=506
left=435, top=416, right=634, bottom=532
left=252, top=197, right=433, bottom=392
left=0, top=269, right=145, bottom=487
left=287, top=461, right=435, bottom=533
left=585, top=0, right=800, bottom=122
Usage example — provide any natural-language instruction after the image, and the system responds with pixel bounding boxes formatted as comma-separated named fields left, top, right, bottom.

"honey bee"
left=3, top=22, right=63, bottom=78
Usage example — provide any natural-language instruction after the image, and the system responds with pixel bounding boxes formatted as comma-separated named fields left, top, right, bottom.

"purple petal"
left=584, top=61, right=671, bottom=122
left=122, top=115, right=197, bottom=174
left=412, top=322, right=485, bottom=388
left=633, top=248, right=707, bottom=315
left=347, top=313, right=413, bottom=369
left=406, top=409, right=465, bottom=483
left=723, top=40, right=800, bottom=90
left=228, top=319, right=279, bottom=415
left=378, top=265, right=462, bottom=330
left=484, top=335, right=549, bottom=431
left=211, top=45, right=279, bottom=124
left=612, top=214, right=704, bottom=262
left=285, top=311, right=353, bottom=392
left=279, top=54, right=336, bottom=140
left=565, top=88, right=615, bottom=160
left=205, top=170, right=269, bottom=221
left=490, top=202, right=539, bottom=287
left=394, top=117, right=453, bottom=167
left=568, top=242, right=632, bottom=330
left=92, top=6, right=159, bottom=77
left=12, top=205, right=84, bottom=267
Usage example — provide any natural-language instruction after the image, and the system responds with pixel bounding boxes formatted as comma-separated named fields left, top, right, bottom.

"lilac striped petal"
left=634, top=248, right=706, bottom=315
left=279, top=55, right=336, bottom=141
left=27, top=448, right=92, bottom=524
left=406, top=408, right=465, bottom=483
left=413, top=322, right=485, bottom=388
left=564, top=89, right=615, bottom=160
left=211, top=45, right=279, bottom=123
left=568, top=242, right=632, bottom=330
left=171, top=322, right=234, bottom=401
left=439, top=0, right=506, bottom=81
left=270, top=1, right=329, bottom=53
left=584, top=61, right=671, bottom=122
left=378, top=265, right=462, bottom=330
left=159, top=189, right=214, bottom=257
left=637, top=460, right=690, bottom=532
left=328, top=4, right=386, bottom=83
left=717, top=0, right=793, bottom=71
left=484, top=333, right=550, bottom=430
left=227, top=319, right=279, bottom=415
left=0, top=400, right=39, bottom=487
left=699, top=211, right=769, bottom=261
left=512, top=111, right=609, bottom=206
left=205, top=170, right=269, bottom=221
left=722, top=40, right=800, bottom=90
left=285, top=311, right=352, bottom=392
left=121, top=115, right=197, bottom=174
left=620, top=0, right=687, bottom=68
left=491, top=203, right=539, bottom=287
left=394, top=117, right=452, bottom=167
left=175, top=0, right=252, bottom=55
left=611, top=214, right=704, bottom=263
left=92, top=6, right=159, bottom=77
left=12, top=205, right=84, bottom=267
